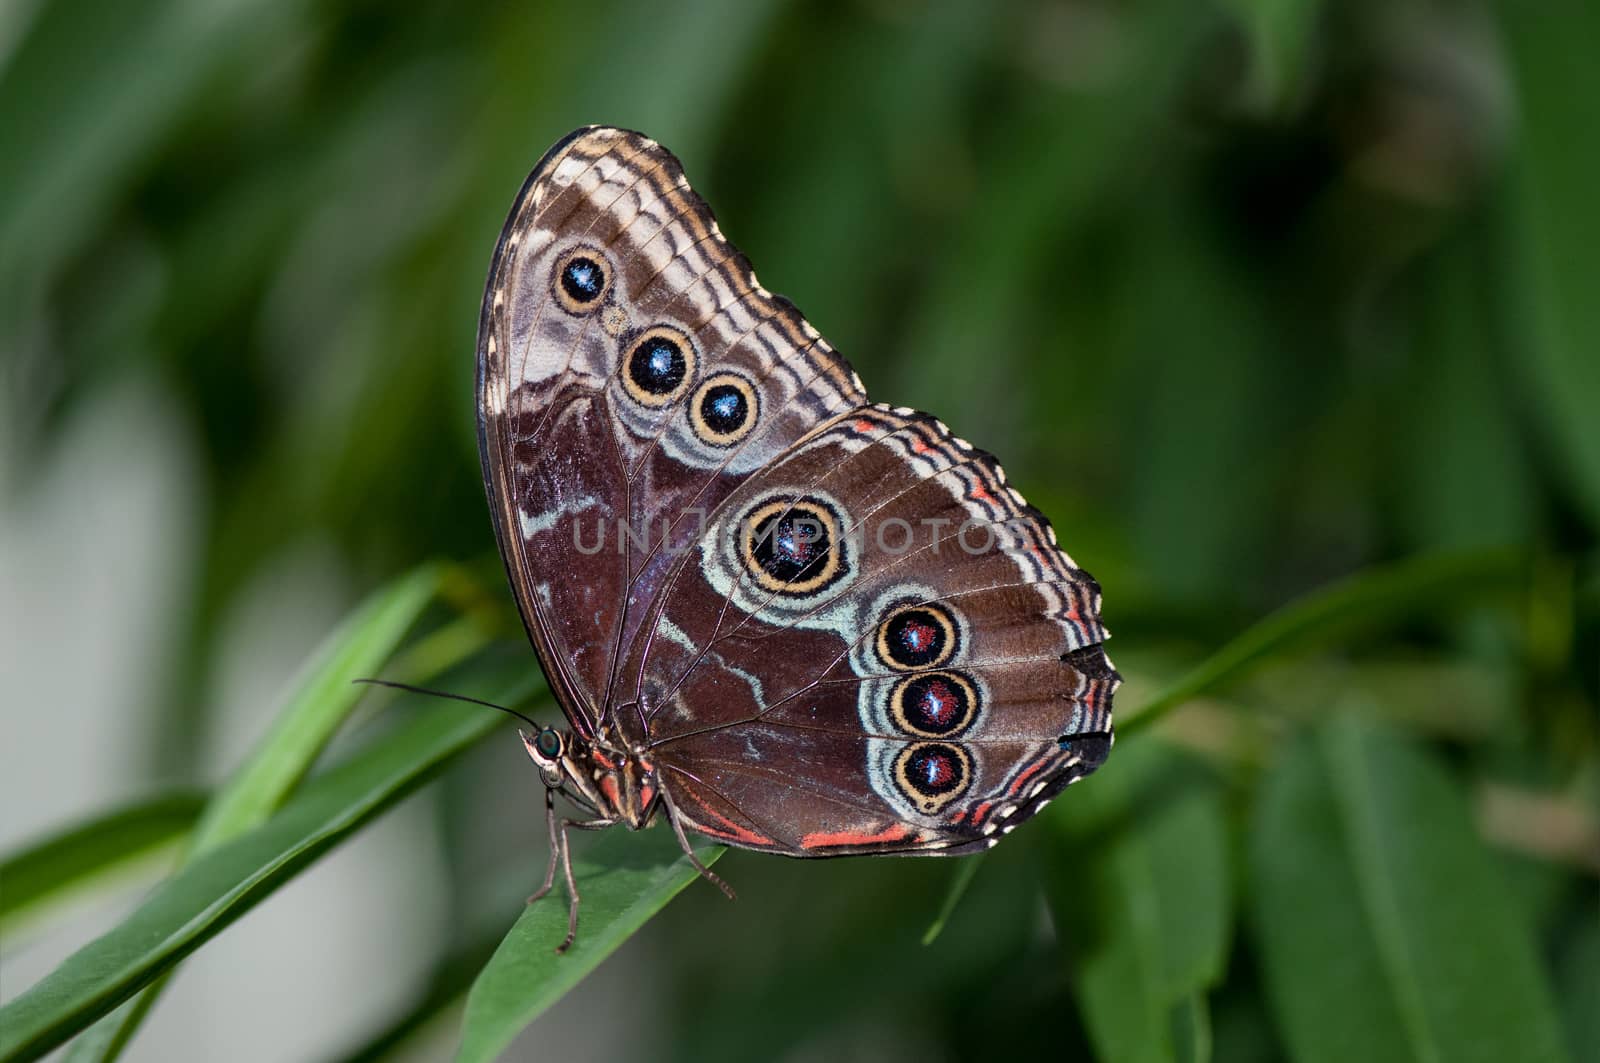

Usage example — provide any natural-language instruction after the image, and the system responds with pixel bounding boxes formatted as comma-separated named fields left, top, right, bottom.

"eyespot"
left=893, top=742, right=972, bottom=814
left=623, top=325, right=696, bottom=407
left=888, top=670, right=978, bottom=738
left=875, top=603, right=959, bottom=671
left=552, top=248, right=611, bottom=313
left=535, top=728, right=563, bottom=759
left=738, top=496, right=849, bottom=597
left=690, top=372, right=759, bottom=447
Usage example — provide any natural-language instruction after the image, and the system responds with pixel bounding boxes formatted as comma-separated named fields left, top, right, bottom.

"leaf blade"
left=191, top=563, right=445, bottom=847
left=59, top=563, right=461, bottom=1063
left=455, top=830, right=724, bottom=1063
left=1045, top=740, right=1231, bottom=1063
left=1250, top=717, right=1570, bottom=1063
left=1122, top=548, right=1524, bottom=735
left=0, top=674, right=543, bottom=1063
left=0, top=793, right=204, bottom=939
left=920, top=855, right=982, bottom=947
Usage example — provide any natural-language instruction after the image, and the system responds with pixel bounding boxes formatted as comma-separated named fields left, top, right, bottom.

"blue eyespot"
left=622, top=326, right=697, bottom=406
left=566, top=263, right=597, bottom=294
left=628, top=335, right=686, bottom=396
left=553, top=249, right=608, bottom=312
left=691, top=374, right=759, bottom=445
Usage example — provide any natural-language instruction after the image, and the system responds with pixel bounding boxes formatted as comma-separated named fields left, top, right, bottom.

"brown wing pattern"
left=477, top=127, right=864, bottom=735
left=480, top=127, right=1116, bottom=854
left=635, top=406, right=1117, bottom=854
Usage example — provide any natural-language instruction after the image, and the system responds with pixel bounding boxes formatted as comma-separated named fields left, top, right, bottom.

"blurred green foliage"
left=1, top=0, right=1596, bottom=1061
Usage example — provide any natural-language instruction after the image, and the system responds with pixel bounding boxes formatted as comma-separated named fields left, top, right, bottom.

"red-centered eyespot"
left=888, top=670, right=978, bottom=738
left=893, top=742, right=972, bottom=814
left=875, top=604, right=959, bottom=671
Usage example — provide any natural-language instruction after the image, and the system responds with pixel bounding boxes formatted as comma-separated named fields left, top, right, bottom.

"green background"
left=1, top=2, right=1595, bottom=1061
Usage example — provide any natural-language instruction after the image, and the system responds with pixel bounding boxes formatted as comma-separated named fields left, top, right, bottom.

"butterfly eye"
left=875, top=604, right=959, bottom=671
left=552, top=248, right=611, bottom=313
left=690, top=372, right=759, bottom=446
left=623, top=325, right=696, bottom=407
left=535, top=728, right=564, bottom=759
left=893, top=742, right=972, bottom=814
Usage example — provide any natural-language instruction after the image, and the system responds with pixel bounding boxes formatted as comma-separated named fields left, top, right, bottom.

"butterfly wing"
left=630, top=406, right=1118, bottom=854
left=477, top=127, right=865, bottom=735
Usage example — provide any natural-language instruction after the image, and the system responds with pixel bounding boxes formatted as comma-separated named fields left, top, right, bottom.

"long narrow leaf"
left=1496, top=0, right=1600, bottom=528
left=62, top=563, right=459, bottom=1062
left=1121, top=548, right=1523, bottom=735
left=920, top=855, right=982, bottom=947
left=192, top=563, right=445, bottom=846
left=0, top=794, right=204, bottom=939
left=0, top=674, right=543, bottom=1063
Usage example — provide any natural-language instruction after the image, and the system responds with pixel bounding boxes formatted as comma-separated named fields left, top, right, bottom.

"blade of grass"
left=0, top=670, right=546, bottom=1063
left=1120, top=548, right=1524, bottom=736
left=920, top=855, right=983, bottom=947
left=0, top=794, right=204, bottom=940
left=455, top=830, right=725, bottom=1063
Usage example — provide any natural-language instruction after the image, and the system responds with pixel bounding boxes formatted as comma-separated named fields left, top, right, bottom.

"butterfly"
left=476, top=126, right=1118, bottom=951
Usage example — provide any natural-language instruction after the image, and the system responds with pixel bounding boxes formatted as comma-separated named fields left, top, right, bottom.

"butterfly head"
left=520, top=726, right=571, bottom=789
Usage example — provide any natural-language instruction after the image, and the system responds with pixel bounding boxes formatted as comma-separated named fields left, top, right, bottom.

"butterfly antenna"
left=353, top=678, right=542, bottom=730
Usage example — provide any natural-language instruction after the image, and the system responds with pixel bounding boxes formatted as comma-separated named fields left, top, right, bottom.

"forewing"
left=477, top=126, right=865, bottom=734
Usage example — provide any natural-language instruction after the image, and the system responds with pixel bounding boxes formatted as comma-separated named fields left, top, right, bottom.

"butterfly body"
left=478, top=126, right=1118, bottom=949
left=520, top=726, right=660, bottom=830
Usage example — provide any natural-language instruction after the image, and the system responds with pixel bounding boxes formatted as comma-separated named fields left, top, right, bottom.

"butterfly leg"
left=552, top=817, right=613, bottom=954
left=661, top=791, right=736, bottom=901
left=527, top=788, right=560, bottom=906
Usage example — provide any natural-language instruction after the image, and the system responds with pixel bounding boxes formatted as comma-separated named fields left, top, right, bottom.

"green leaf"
left=192, top=562, right=445, bottom=847
left=1496, top=0, right=1600, bottom=530
left=1121, top=548, right=1524, bottom=735
left=60, top=563, right=457, bottom=1063
left=456, top=828, right=724, bottom=1063
left=0, top=674, right=543, bottom=1063
left=1044, top=739, right=1231, bottom=1063
left=1250, top=716, right=1570, bottom=1063
left=0, top=793, right=203, bottom=939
